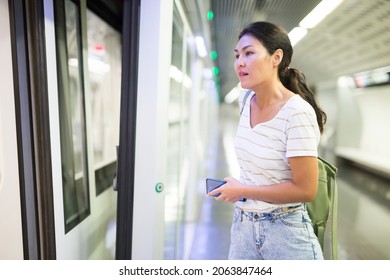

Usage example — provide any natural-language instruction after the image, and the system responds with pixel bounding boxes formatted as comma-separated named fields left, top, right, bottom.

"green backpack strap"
left=318, top=157, right=339, bottom=260
left=240, top=90, right=252, bottom=115
left=332, top=173, right=338, bottom=260
left=324, top=158, right=338, bottom=260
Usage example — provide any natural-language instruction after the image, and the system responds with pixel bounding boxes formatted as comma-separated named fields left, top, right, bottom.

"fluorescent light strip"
left=288, top=0, right=343, bottom=46
left=300, top=0, right=343, bottom=29
left=195, top=36, right=207, bottom=58
left=288, top=27, right=308, bottom=47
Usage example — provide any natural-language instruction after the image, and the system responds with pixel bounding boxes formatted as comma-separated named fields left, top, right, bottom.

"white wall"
left=0, top=0, right=24, bottom=259
left=336, top=84, right=390, bottom=175
left=316, top=80, right=339, bottom=158
left=317, top=77, right=390, bottom=176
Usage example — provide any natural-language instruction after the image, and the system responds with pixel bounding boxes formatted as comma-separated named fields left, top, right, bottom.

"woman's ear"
left=272, top=49, right=283, bottom=67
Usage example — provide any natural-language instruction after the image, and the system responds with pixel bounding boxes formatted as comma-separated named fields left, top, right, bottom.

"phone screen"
left=206, top=178, right=226, bottom=197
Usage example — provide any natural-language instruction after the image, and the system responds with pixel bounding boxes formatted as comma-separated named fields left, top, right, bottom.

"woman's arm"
left=208, top=156, right=318, bottom=204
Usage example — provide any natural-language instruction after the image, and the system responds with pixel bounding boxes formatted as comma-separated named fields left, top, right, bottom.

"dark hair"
left=239, top=21, right=327, bottom=133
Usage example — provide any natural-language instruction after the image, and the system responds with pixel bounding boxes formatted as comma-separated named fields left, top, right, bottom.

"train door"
left=115, top=0, right=172, bottom=260
left=116, top=0, right=218, bottom=260
left=116, top=0, right=198, bottom=260
left=45, top=0, right=122, bottom=258
left=116, top=0, right=201, bottom=260
left=2, top=0, right=122, bottom=260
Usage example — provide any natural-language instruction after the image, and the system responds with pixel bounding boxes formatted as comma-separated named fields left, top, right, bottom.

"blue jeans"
left=228, top=205, right=324, bottom=260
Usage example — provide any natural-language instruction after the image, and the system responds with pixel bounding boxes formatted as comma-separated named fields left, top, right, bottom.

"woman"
left=208, top=21, right=327, bottom=260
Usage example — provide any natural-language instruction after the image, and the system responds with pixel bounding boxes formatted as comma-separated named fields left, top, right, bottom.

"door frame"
left=115, top=0, right=140, bottom=260
left=9, top=0, right=56, bottom=260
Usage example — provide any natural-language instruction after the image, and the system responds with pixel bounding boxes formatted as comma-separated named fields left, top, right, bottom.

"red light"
left=94, top=44, right=105, bottom=51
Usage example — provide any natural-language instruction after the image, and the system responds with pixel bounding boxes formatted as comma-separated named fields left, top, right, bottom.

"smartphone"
left=206, top=178, right=247, bottom=202
left=206, top=178, right=225, bottom=197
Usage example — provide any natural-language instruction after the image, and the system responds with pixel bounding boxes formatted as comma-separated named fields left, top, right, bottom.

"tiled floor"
left=187, top=103, right=390, bottom=260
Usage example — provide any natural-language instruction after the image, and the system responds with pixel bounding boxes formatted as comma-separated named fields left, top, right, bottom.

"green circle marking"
left=155, top=182, right=164, bottom=193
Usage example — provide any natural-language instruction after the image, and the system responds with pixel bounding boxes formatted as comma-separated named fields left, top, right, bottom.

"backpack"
left=307, top=157, right=338, bottom=260
left=240, top=90, right=339, bottom=259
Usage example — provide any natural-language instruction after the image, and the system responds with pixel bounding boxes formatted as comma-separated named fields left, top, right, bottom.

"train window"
left=86, top=10, right=121, bottom=196
left=55, top=0, right=121, bottom=233
left=56, top=0, right=91, bottom=233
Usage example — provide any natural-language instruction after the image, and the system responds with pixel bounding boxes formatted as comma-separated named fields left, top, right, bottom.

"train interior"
left=1, top=0, right=390, bottom=260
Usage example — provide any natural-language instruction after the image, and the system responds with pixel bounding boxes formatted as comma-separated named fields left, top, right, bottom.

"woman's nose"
left=236, top=55, right=245, bottom=67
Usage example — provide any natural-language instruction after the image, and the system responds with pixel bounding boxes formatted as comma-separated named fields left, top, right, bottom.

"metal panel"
left=9, top=0, right=56, bottom=259
left=115, top=0, right=140, bottom=260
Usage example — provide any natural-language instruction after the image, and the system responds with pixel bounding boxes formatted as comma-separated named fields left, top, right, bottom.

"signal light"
left=207, top=11, right=214, bottom=20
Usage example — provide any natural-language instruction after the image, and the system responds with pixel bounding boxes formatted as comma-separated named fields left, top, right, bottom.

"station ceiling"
left=183, top=0, right=390, bottom=99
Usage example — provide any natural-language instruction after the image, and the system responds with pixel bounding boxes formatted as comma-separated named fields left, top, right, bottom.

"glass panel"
left=86, top=9, right=122, bottom=195
left=164, top=5, right=184, bottom=259
left=59, top=0, right=90, bottom=233
left=66, top=1, right=84, bottom=176
left=164, top=5, right=194, bottom=259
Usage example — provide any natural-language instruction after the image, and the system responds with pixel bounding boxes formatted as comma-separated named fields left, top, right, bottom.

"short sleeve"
left=286, top=100, right=320, bottom=158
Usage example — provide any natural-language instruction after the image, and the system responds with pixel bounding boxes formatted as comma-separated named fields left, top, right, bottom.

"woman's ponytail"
left=280, top=67, right=327, bottom=134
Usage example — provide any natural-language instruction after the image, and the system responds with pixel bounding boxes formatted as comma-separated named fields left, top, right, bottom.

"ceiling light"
left=195, top=36, right=207, bottom=58
left=299, top=0, right=343, bottom=29
left=288, top=27, right=308, bottom=47
left=224, top=83, right=243, bottom=104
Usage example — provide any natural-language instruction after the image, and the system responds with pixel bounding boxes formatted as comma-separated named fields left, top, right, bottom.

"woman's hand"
left=208, top=177, right=244, bottom=203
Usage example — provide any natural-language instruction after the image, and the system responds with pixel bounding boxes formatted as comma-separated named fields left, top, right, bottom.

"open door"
left=116, top=0, right=173, bottom=260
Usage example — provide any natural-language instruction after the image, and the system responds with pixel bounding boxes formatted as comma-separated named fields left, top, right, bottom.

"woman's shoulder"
left=285, top=94, right=316, bottom=114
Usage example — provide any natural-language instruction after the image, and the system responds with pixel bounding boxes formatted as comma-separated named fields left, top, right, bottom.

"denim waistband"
left=237, top=204, right=304, bottom=221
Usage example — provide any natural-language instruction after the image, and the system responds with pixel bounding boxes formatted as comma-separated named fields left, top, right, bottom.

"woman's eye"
left=235, top=54, right=239, bottom=59
left=245, top=51, right=253, bottom=56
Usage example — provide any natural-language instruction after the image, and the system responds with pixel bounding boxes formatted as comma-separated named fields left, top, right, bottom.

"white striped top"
left=235, top=90, right=320, bottom=211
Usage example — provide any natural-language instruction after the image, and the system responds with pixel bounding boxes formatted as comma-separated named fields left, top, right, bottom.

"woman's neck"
left=251, top=81, right=293, bottom=109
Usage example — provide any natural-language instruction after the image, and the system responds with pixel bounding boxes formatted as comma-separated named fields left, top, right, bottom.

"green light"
left=210, top=51, right=218, bottom=60
left=212, top=67, right=219, bottom=75
left=207, top=10, right=214, bottom=20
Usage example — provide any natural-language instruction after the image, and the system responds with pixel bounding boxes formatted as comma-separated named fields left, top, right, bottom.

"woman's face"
left=234, top=34, right=275, bottom=90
